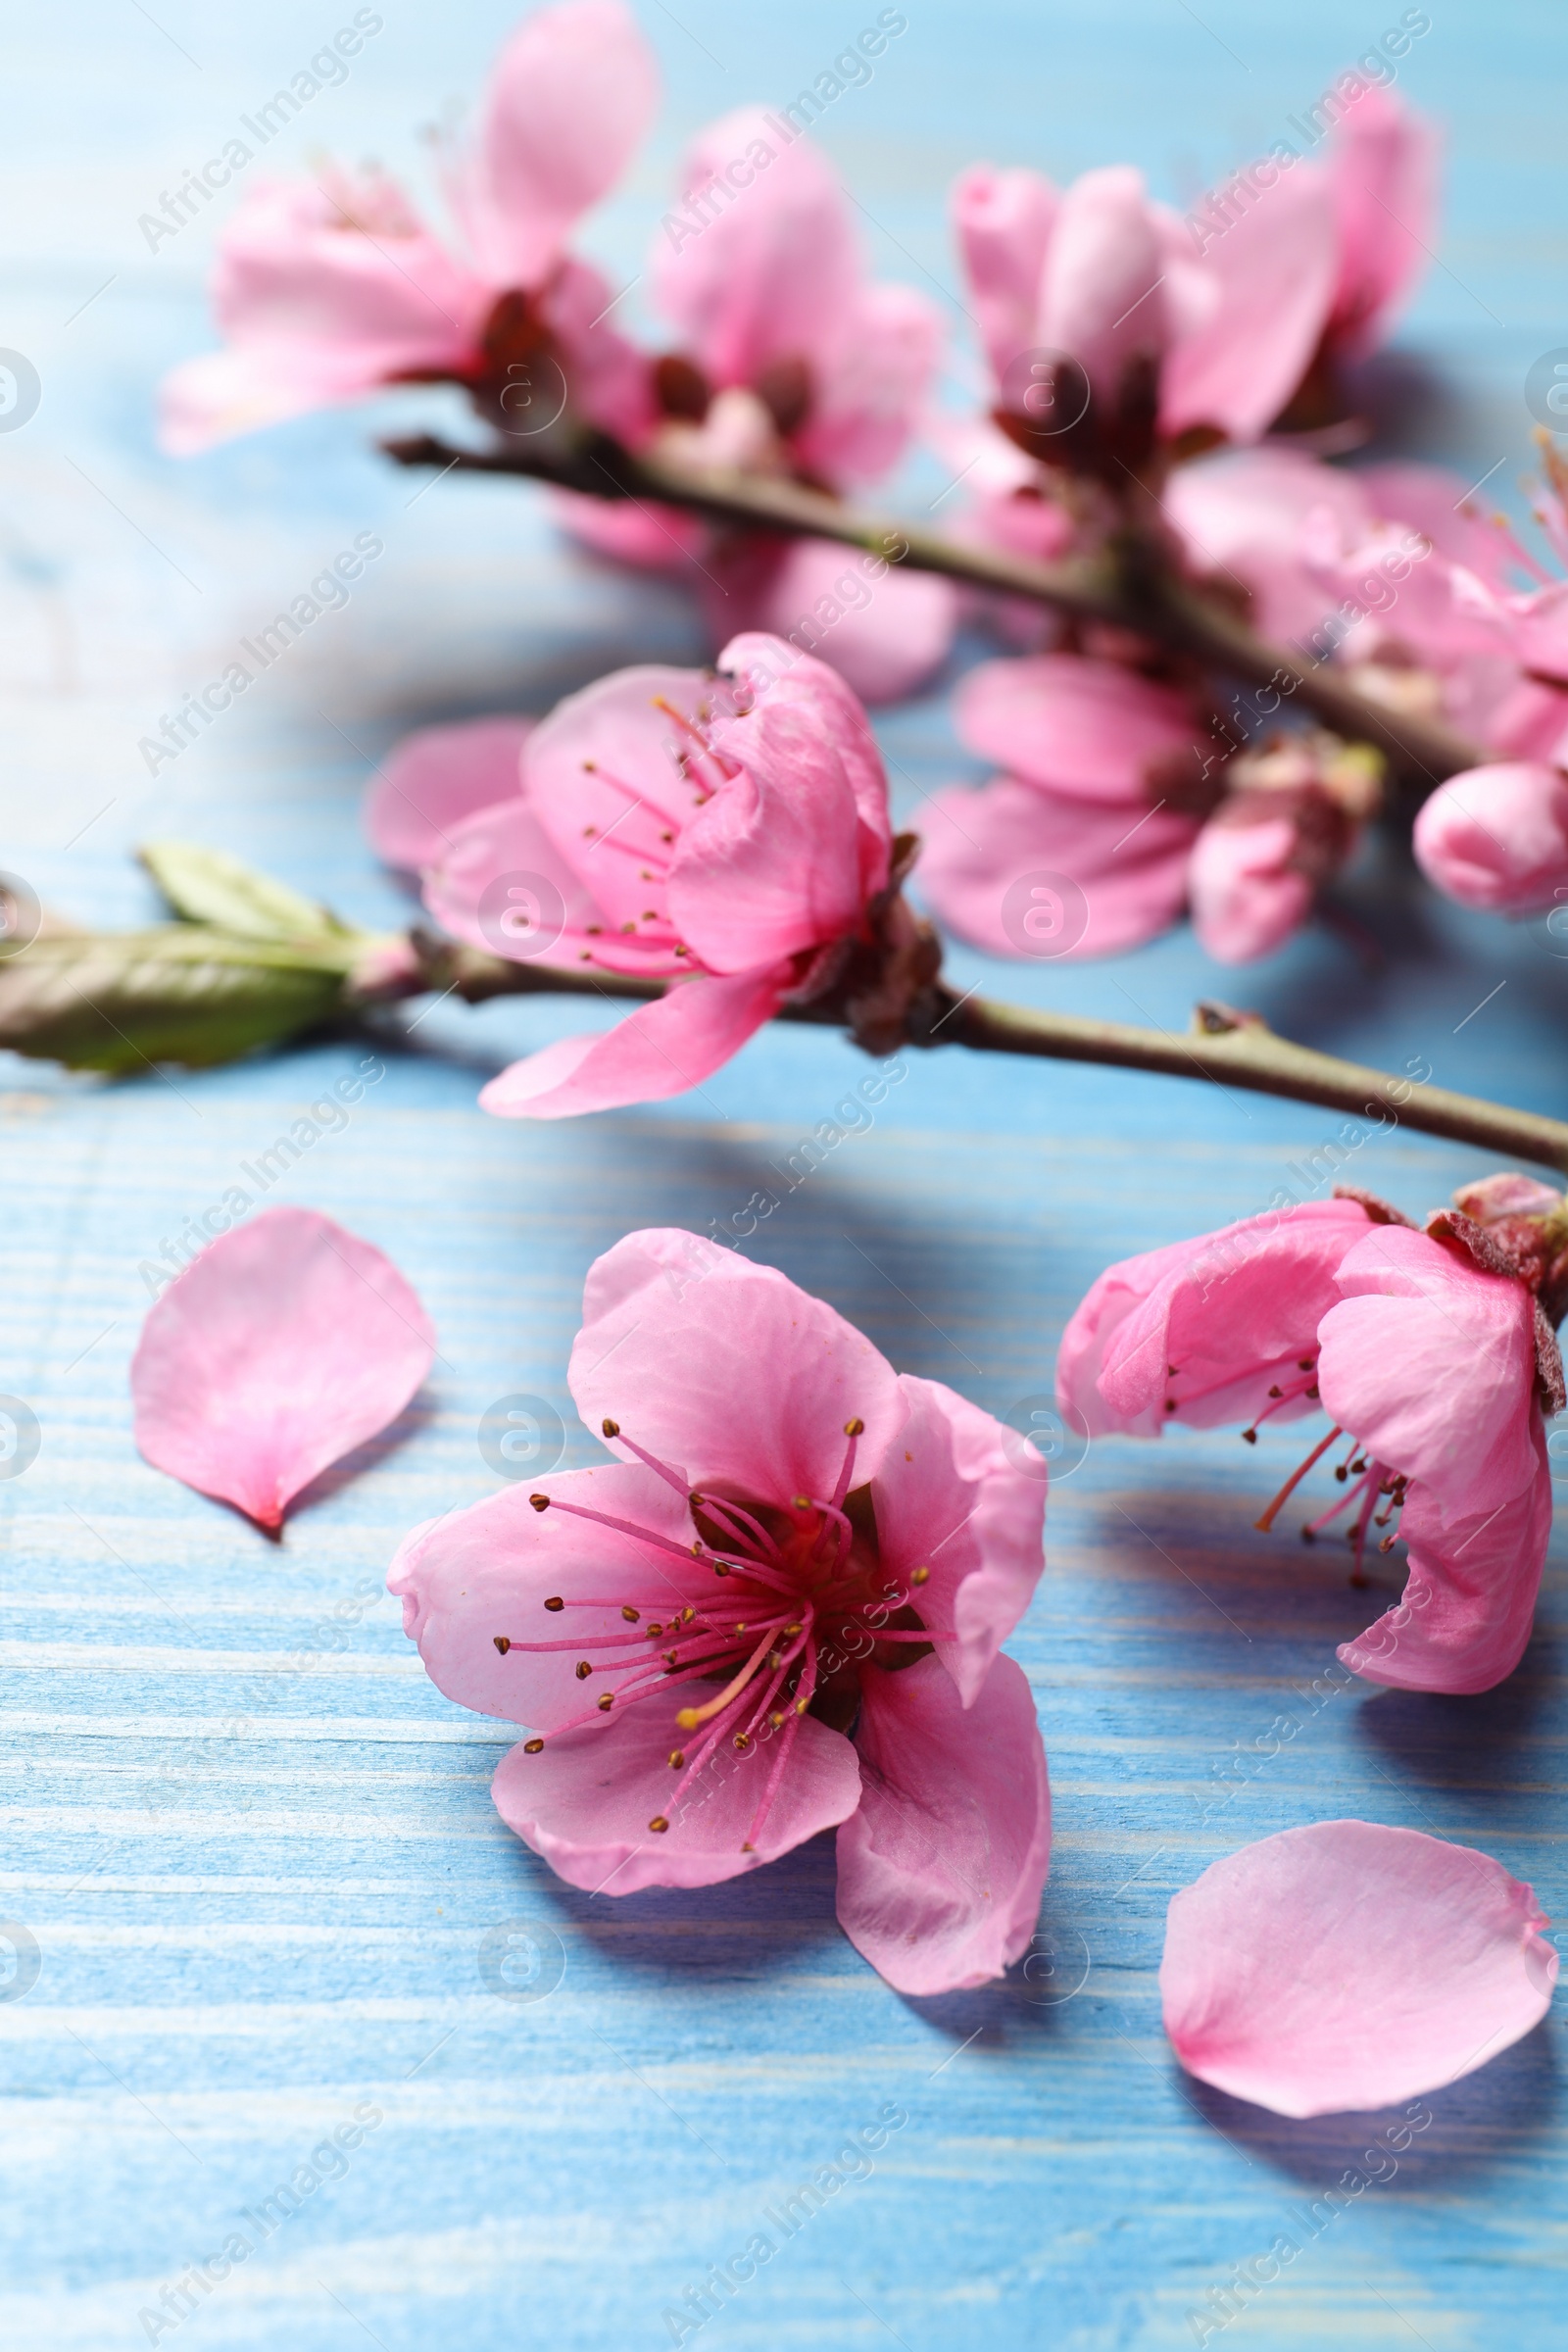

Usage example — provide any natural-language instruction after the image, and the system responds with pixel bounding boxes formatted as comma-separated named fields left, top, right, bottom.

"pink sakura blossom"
left=390, top=1230, right=1051, bottom=1993
left=1058, top=1180, right=1568, bottom=1693
left=951, top=93, right=1436, bottom=606
left=161, top=1, right=658, bottom=455
left=556, top=106, right=956, bottom=704
left=1319, top=84, right=1442, bottom=368
left=1413, top=761, right=1568, bottom=912
left=1187, top=732, right=1383, bottom=963
left=1169, top=443, right=1568, bottom=794
left=365, top=715, right=537, bottom=873
left=413, top=631, right=906, bottom=1118
left=953, top=158, right=1333, bottom=460
left=132, top=1207, right=436, bottom=1531
left=916, top=651, right=1375, bottom=963
left=1162, top=1821, right=1556, bottom=2119
left=916, top=652, right=1211, bottom=958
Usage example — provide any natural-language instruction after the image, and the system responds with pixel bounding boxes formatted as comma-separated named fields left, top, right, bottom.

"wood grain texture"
left=3, top=4, right=1567, bottom=2347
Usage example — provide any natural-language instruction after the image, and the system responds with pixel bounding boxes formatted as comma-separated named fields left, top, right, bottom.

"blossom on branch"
left=406, top=631, right=937, bottom=1117
left=160, top=0, right=658, bottom=454
left=556, top=103, right=957, bottom=703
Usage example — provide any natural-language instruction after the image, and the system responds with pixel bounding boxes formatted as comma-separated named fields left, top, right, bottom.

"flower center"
left=571, top=694, right=748, bottom=972
left=492, top=1416, right=943, bottom=1852
left=1164, top=1346, right=1409, bottom=1585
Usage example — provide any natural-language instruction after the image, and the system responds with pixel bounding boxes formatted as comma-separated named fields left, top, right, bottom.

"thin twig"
left=381, top=430, right=1488, bottom=788
left=411, top=940, right=1568, bottom=1176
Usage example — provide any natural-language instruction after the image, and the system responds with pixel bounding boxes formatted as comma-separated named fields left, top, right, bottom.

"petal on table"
left=132, top=1207, right=434, bottom=1529
left=1161, top=1820, right=1555, bottom=2117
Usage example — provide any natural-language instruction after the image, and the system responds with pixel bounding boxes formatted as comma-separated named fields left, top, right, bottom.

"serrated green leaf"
left=139, top=840, right=356, bottom=946
left=0, top=927, right=353, bottom=1072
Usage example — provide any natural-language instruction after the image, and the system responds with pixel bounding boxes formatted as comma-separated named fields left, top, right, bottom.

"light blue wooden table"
left=4, top=2, right=1567, bottom=2345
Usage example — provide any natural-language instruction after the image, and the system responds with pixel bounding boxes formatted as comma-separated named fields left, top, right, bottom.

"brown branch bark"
left=382, top=430, right=1488, bottom=790
left=412, top=939, right=1568, bottom=1177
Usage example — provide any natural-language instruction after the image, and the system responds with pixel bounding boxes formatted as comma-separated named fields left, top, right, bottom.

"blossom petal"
left=1361, top=462, right=1523, bottom=589
left=418, top=793, right=626, bottom=972
left=717, top=630, right=893, bottom=891
left=470, top=0, right=660, bottom=288
left=916, top=774, right=1196, bottom=959
left=1317, top=1226, right=1540, bottom=1516
left=491, top=1693, right=860, bottom=1893
left=1162, top=172, right=1338, bottom=443
left=477, top=967, right=785, bottom=1119
left=1340, top=1422, right=1551, bottom=1694
left=709, top=541, right=957, bottom=708
left=835, top=1653, right=1051, bottom=1994
left=1038, top=167, right=1168, bottom=391
left=365, top=717, right=534, bottom=872
left=1161, top=1820, right=1555, bottom=2118
left=159, top=175, right=486, bottom=452
left=1082, top=1199, right=1374, bottom=1435
left=388, top=1463, right=705, bottom=1731
left=871, top=1376, right=1046, bottom=1705
left=956, top=655, right=1203, bottom=802
left=667, top=698, right=865, bottom=972
left=161, top=342, right=395, bottom=457
left=795, top=279, right=945, bottom=492
left=652, top=106, right=861, bottom=387
left=1188, top=813, right=1312, bottom=962
left=1162, top=445, right=1372, bottom=644
left=952, top=162, right=1058, bottom=383
left=131, top=1207, right=434, bottom=1530
left=1413, top=763, right=1568, bottom=914
left=568, top=1229, right=907, bottom=1510
left=1326, top=86, right=1441, bottom=359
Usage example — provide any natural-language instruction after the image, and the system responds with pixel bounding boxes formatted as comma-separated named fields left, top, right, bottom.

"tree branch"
left=381, top=430, right=1488, bottom=790
left=412, top=937, right=1568, bottom=1177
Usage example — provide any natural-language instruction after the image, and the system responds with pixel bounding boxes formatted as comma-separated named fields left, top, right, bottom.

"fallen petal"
left=131, top=1206, right=435, bottom=1530
left=1161, top=1819, right=1557, bottom=2118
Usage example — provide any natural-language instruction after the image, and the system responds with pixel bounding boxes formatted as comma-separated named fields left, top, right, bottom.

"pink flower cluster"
left=165, top=1, right=1568, bottom=957
left=142, top=4, right=1568, bottom=2109
left=125, top=1188, right=1561, bottom=2094
left=1060, top=1173, right=1568, bottom=1695
left=368, top=630, right=909, bottom=1118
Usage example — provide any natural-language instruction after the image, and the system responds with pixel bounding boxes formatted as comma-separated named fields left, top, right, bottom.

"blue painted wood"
left=3, top=4, right=1567, bottom=2346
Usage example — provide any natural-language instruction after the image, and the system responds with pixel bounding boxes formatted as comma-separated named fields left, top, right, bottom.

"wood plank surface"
left=3, top=3, right=1566, bottom=2346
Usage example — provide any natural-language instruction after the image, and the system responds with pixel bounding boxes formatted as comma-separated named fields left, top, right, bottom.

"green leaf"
left=139, top=840, right=356, bottom=948
left=0, top=927, right=353, bottom=1073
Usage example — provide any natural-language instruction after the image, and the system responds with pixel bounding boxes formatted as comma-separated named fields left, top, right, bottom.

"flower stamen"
left=1254, top=1427, right=1343, bottom=1532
